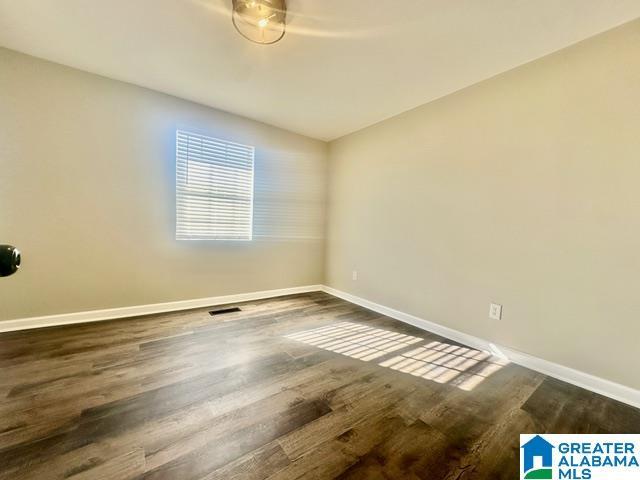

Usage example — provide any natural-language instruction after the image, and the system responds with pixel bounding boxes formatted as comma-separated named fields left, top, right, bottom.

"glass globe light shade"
left=232, top=0, right=287, bottom=45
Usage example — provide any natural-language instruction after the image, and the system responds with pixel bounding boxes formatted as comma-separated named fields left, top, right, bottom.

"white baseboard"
left=3, top=283, right=638, bottom=410
left=321, top=286, right=640, bottom=410
left=0, top=285, right=323, bottom=333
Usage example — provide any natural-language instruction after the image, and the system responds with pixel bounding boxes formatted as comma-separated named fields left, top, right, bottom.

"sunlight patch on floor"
left=285, top=321, right=508, bottom=391
left=286, top=321, right=423, bottom=361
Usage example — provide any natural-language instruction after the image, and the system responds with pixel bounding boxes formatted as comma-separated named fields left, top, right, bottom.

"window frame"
left=175, top=130, right=255, bottom=241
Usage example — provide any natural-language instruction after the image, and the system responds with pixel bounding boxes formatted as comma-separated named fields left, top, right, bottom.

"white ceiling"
left=1, top=1, right=639, bottom=141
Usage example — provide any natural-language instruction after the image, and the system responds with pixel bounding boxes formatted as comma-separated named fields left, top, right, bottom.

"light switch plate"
left=352, top=270, right=358, bottom=281
left=489, top=303, right=503, bottom=320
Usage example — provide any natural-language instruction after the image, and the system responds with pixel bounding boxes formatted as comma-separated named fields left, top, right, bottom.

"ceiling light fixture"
left=232, top=0, right=287, bottom=45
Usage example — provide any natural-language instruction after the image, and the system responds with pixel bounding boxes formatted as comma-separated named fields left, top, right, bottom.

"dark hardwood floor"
left=0, top=292, right=638, bottom=479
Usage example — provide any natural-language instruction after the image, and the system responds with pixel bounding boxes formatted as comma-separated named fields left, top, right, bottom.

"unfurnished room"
left=1, top=1, right=640, bottom=479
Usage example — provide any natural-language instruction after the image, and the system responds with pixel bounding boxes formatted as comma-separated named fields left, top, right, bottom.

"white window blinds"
left=176, top=130, right=254, bottom=240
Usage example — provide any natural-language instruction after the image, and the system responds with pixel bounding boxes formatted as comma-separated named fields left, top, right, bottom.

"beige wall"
left=327, top=20, right=640, bottom=390
left=0, top=48, right=327, bottom=320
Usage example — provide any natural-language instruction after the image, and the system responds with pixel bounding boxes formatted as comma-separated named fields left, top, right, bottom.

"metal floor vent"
left=209, top=307, right=241, bottom=316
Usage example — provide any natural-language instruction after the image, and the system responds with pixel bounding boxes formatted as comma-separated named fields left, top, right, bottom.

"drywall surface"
left=326, top=20, right=640, bottom=389
left=0, top=48, right=327, bottom=320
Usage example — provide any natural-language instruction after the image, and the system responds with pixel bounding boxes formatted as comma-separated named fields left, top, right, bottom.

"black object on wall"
left=0, top=245, right=21, bottom=277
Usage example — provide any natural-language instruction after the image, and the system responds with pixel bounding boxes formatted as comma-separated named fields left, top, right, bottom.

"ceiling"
left=1, top=1, right=639, bottom=141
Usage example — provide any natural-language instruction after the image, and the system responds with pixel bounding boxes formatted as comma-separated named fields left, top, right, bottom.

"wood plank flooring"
left=0, top=292, right=638, bottom=479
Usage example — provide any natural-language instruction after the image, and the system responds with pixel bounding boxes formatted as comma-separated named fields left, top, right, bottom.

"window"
left=176, top=130, right=254, bottom=240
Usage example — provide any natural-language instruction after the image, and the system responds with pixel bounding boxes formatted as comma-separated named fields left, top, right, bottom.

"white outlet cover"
left=489, top=303, right=503, bottom=320
left=352, top=271, right=358, bottom=281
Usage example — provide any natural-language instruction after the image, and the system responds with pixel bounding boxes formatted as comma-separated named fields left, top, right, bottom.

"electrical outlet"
left=489, top=303, right=502, bottom=320
left=352, top=270, right=358, bottom=281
